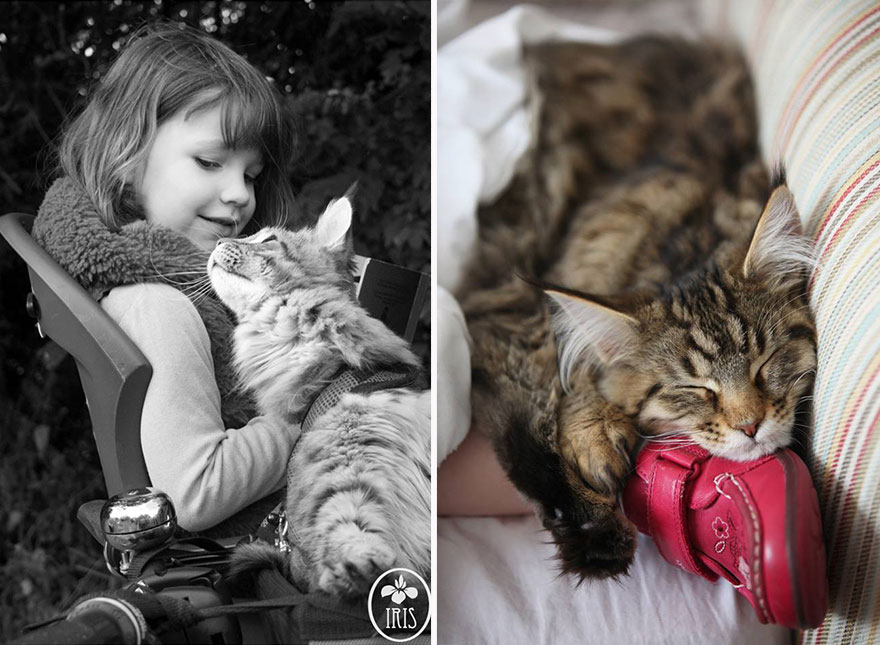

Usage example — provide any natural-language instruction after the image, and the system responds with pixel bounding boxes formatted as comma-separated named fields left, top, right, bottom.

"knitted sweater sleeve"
left=101, top=282, right=300, bottom=532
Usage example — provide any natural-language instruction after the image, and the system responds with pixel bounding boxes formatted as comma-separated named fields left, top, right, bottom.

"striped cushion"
left=705, top=1, right=880, bottom=642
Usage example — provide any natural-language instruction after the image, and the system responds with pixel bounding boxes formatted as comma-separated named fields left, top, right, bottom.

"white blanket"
left=436, top=6, right=791, bottom=643
left=436, top=5, right=617, bottom=461
left=439, top=516, right=788, bottom=645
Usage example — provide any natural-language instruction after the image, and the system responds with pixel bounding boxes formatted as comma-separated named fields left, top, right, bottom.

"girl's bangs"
left=187, top=89, right=284, bottom=166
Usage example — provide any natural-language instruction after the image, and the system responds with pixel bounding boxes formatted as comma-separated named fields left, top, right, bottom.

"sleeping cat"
left=208, top=197, right=431, bottom=597
left=458, top=36, right=816, bottom=580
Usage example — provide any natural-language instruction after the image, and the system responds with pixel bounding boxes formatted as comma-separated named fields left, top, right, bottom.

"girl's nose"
left=219, top=175, right=251, bottom=206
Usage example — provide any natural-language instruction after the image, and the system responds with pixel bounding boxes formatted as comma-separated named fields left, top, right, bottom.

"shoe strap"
left=646, top=447, right=718, bottom=582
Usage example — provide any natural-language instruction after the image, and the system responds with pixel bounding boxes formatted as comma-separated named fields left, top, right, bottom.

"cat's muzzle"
left=213, top=241, right=243, bottom=271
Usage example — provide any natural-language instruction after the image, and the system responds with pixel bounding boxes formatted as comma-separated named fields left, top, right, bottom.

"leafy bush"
left=0, top=2, right=429, bottom=639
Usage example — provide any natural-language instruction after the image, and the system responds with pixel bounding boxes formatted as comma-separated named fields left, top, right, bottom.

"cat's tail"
left=226, top=541, right=292, bottom=597
left=500, top=400, right=637, bottom=582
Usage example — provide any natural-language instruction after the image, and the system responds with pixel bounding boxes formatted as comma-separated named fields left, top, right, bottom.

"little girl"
left=33, top=22, right=298, bottom=534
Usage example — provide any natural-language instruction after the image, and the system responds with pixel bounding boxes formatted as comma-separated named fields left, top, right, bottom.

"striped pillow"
left=705, top=1, right=880, bottom=642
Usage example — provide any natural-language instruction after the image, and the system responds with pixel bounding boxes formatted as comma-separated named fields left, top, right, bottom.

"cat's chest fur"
left=231, top=294, right=360, bottom=421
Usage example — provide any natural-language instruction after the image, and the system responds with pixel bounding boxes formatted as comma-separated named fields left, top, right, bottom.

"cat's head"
left=207, top=196, right=354, bottom=315
left=547, top=185, right=816, bottom=460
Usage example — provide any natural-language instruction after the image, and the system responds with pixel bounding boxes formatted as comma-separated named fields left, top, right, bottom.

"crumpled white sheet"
left=438, top=516, right=789, bottom=645
left=436, top=6, right=791, bottom=644
left=437, top=5, right=618, bottom=463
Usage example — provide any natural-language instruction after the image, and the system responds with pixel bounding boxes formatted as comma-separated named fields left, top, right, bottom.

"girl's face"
left=135, top=104, right=264, bottom=251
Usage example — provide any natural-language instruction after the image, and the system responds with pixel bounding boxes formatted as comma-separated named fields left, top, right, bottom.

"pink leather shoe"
left=621, top=440, right=828, bottom=629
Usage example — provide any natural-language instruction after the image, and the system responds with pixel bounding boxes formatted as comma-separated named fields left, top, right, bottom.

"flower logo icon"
left=381, top=574, right=419, bottom=605
left=712, top=516, right=730, bottom=539
left=369, top=567, right=431, bottom=642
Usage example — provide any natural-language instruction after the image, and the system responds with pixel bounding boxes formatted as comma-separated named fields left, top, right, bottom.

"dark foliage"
left=0, top=1, right=429, bottom=639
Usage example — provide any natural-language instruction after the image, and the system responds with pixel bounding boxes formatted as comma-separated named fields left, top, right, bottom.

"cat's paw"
left=545, top=505, right=637, bottom=581
left=559, top=405, right=637, bottom=496
left=316, top=533, right=397, bottom=598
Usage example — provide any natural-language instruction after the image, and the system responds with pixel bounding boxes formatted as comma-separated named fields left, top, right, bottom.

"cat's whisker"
left=175, top=273, right=211, bottom=286
left=760, top=303, right=810, bottom=335
left=181, top=283, right=217, bottom=303
left=174, top=280, right=213, bottom=295
left=146, top=243, right=210, bottom=285
left=153, top=269, right=209, bottom=278
left=159, top=277, right=207, bottom=285
left=636, top=435, right=696, bottom=448
left=176, top=274, right=211, bottom=289
left=764, top=301, right=813, bottom=337
left=182, top=289, right=213, bottom=304
left=649, top=441, right=695, bottom=448
left=787, top=369, right=817, bottom=394
left=794, top=397, right=816, bottom=406
left=637, top=429, right=692, bottom=440
left=757, top=292, right=811, bottom=329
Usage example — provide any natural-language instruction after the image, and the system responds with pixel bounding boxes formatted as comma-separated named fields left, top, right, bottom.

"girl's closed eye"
left=196, top=156, right=261, bottom=184
left=195, top=157, right=221, bottom=170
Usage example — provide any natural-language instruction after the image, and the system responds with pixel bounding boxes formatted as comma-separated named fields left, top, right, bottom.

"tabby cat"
left=209, top=197, right=431, bottom=597
left=457, top=36, right=816, bottom=580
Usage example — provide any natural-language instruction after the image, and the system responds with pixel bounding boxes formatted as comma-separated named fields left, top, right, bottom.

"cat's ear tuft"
left=742, top=185, right=814, bottom=281
left=315, top=197, right=352, bottom=250
left=545, top=288, right=639, bottom=393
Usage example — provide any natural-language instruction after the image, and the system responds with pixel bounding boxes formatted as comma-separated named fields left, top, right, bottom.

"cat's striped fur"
left=458, top=37, right=816, bottom=581
left=209, top=198, right=430, bottom=597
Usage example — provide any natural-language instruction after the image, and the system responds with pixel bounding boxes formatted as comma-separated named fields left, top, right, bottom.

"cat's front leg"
left=558, top=389, right=638, bottom=497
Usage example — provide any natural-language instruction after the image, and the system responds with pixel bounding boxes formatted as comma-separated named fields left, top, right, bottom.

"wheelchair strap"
left=124, top=537, right=231, bottom=581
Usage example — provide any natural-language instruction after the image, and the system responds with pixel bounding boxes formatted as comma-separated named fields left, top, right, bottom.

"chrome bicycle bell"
left=101, top=487, right=177, bottom=574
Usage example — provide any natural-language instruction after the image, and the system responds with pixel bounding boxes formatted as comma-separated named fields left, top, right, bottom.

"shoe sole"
left=776, top=449, right=828, bottom=629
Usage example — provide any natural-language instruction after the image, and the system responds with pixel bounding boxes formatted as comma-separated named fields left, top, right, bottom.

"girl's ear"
left=742, top=185, right=814, bottom=281
left=315, top=197, right=352, bottom=250
left=545, top=287, right=639, bottom=392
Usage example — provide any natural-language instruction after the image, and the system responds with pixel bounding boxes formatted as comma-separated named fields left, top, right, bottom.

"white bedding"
left=436, top=6, right=791, bottom=644
left=438, top=516, right=788, bottom=645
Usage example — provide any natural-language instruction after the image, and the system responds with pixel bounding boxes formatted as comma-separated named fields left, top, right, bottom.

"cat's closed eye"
left=678, top=385, right=718, bottom=405
left=753, top=350, right=780, bottom=387
left=262, top=234, right=278, bottom=243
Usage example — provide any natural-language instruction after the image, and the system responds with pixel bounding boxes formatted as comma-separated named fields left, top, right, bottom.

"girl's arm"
left=438, top=428, right=533, bottom=516
left=102, top=283, right=298, bottom=532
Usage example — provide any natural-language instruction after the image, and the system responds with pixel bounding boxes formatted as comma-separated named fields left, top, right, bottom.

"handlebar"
left=11, top=597, right=147, bottom=645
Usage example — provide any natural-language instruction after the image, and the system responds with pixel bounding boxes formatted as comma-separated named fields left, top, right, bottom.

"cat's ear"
left=315, top=197, right=352, bottom=250
left=545, top=287, right=639, bottom=392
left=742, top=185, right=814, bottom=281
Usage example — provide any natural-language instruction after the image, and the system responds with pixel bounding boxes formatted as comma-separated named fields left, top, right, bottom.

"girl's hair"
left=59, top=21, right=295, bottom=231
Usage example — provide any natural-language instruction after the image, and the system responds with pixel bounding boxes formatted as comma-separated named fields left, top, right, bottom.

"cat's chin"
left=642, top=421, right=792, bottom=462
left=208, top=267, right=263, bottom=314
left=693, top=426, right=792, bottom=462
left=697, top=437, right=782, bottom=462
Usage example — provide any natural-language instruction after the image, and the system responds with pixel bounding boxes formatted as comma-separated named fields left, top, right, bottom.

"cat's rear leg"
left=308, top=487, right=397, bottom=598
left=316, top=524, right=396, bottom=598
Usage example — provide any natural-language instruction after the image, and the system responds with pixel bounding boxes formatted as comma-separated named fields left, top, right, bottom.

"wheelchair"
left=1, top=212, right=431, bottom=644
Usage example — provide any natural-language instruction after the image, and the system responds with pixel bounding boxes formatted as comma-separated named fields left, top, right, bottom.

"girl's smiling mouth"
left=197, top=214, right=237, bottom=236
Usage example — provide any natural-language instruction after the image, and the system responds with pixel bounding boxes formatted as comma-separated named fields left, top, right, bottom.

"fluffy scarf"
left=33, top=177, right=254, bottom=428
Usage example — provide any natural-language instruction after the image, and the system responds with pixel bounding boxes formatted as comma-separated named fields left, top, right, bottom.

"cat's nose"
left=735, top=420, right=761, bottom=438
left=214, top=242, right=242, bottom=269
